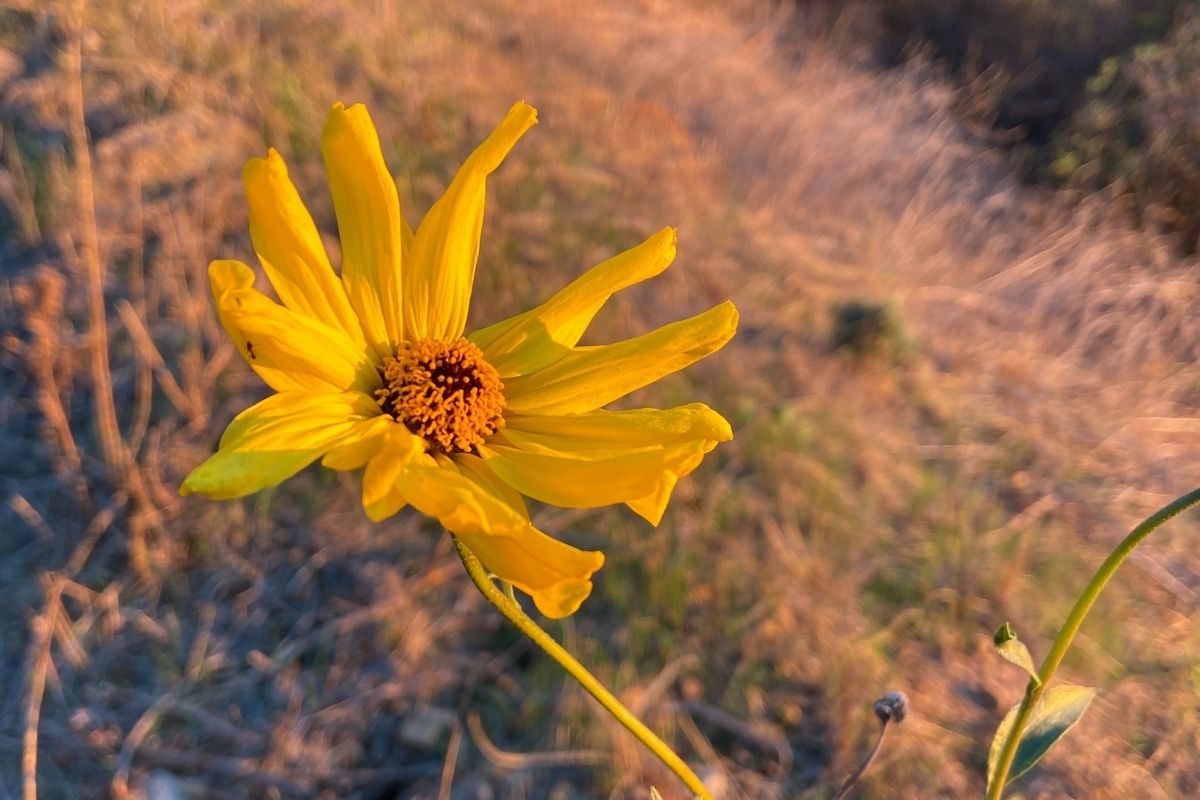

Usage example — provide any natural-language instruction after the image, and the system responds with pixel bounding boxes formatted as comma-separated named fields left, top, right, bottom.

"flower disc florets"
left=376, top=337, right=505, bottom=455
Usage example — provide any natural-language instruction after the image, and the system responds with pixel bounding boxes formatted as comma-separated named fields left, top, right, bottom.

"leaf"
left=993, top=622, right=1041, bottom=685
left=987, top=684, right=1097, bottom=791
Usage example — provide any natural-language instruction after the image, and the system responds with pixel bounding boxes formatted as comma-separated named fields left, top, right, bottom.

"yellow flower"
left=182, top=101, right=737, bottom=618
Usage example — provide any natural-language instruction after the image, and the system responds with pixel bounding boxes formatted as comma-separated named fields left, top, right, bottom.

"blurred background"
left=4, top=1, right=1200, bottom=797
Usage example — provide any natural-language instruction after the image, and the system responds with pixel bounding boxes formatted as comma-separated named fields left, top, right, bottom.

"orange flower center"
left=376, top=337, right=506, bottom=455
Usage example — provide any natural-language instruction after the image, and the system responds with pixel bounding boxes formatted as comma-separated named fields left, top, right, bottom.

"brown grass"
left=3, top=0, right=1200, bottom=798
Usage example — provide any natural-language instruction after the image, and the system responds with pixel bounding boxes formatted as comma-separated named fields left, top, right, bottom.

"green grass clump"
left=1053, top=14, right=1200, bottom=245
left=830, top=300, right=911, bottom=362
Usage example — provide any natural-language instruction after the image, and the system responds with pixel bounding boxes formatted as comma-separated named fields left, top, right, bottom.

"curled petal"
left=454, top=527, right=603, bottom=619
left=398, top=457, right=603, bottom=618
left=360, top=425, right=427, bottom=521
left=484, top=404, right=732, bottom=524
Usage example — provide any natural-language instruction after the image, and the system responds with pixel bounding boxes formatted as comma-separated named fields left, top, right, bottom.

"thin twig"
left=465, top=711, right=606, bottom=770
left=21, top=493, right=123, bottom=800
left=8, top=495, right=56, bottom=542
left=11, top=268, right=89, bottom=508
left=436, top=719, right=463, bottom=800
left=629, top=654, right=700, bottom=717
left=111, top=687, right=185, bottom=799
left=673, top=700, right=793, bottom=775
left=109, top=605, right=216, bottom=797
left=115, top=299, right=199, bottom=426
left=123, top=155, right=153, bottom=455
left=22, top=578, right=64, bottom=800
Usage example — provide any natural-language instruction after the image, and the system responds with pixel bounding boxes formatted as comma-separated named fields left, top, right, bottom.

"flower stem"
left=986, top=486, right=1200, bottom=799
left=833, top=716, right=890, bottom=800
left=452, top=535, right=711, bottom=800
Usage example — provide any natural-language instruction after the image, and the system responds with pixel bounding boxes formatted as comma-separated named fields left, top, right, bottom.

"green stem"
left=986, top=486, right=1200, bottom=799
left=452, top=536, right=711, bottom=800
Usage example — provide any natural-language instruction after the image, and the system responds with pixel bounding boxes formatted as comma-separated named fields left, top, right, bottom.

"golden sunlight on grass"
left=3, top=1, right=1200, bottom=798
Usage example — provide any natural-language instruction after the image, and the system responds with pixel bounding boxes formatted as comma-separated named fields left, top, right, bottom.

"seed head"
left=874, top=691, right=909, bottom=724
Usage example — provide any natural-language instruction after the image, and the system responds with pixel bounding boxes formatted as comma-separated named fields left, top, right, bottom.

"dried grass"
left=2, top=0, right=1200, bottom=798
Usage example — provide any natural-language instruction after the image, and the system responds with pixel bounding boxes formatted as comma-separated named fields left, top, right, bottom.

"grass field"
left=4, top=1, right=1200, bottom=798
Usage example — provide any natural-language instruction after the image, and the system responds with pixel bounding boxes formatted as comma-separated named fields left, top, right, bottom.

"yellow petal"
left=366, top=481, right=407, bottom=522
left=454, top=527, right=603, bottom=619
left=452, top=452, right=528, bottom=518
left=322, top=102, right=406, bottom=353
left=320, top=415, right=395, bottom=471
left=502, top=403, right=732, bottom=453
left=397, top=458, right=603, bottom=618
left=483, top=404, right=732, bottom=525
left=471, top=228, right=677, bottom=377
left=208, top=260, right=379, bottom=394
left=503, top=300, right=738, bottom=415
left=243, top=149, right=365, bottom=348
left=407, top=102, right=537, bottom=340
left=360, top=424, right=426, bottom=521
left=181, top=391, right=381, bottom=499
left=399, top=457, right=528, bottom=536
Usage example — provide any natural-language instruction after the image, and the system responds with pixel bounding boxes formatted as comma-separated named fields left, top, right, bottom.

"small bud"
left=994, top=621, right=1017, bottom=647
left=874, top=691, right=909, bottom=724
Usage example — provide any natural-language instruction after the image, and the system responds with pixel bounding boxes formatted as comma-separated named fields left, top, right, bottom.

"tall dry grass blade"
left=22, top=576, right=64, bottom=800
left=60, top=1, right=165, bottom=580
left=63, top=0, right=123, bottom=478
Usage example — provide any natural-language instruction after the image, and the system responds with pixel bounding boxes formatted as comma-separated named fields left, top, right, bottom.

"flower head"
left=183, top=101, right=737, bottom=618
